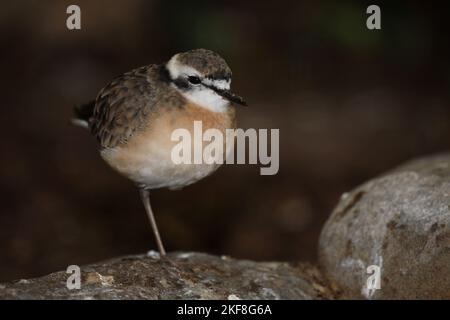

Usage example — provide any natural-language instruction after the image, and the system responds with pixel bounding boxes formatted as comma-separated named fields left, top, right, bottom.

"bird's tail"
left=71, top=100, right=95, bottom=129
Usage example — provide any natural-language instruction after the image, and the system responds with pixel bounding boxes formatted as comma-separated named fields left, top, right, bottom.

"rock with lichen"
left=0, top=252, right=336, bottom=300
left=319, top=153, right=450, bottom=299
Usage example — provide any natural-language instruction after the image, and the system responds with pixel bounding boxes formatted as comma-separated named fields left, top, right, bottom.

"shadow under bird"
left=72, top=49, right=247, bottom=256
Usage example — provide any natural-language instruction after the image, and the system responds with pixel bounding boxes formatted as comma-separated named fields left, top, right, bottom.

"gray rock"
left=0, top=252, right=336, bottom=299
left=319, top=153, right=450, bottom=299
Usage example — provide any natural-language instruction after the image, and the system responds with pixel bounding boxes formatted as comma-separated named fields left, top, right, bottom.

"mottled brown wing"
left=90, top=65, right=159, bottom=149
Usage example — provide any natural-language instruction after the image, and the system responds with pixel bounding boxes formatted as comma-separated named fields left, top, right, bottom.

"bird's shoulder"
left=90, top=64, right=179, bottom=149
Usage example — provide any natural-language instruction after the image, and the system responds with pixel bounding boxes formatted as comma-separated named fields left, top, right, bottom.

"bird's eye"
left=188, top=76, right=201, bottom=84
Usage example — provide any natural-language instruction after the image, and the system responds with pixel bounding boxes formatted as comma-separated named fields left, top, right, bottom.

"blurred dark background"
left=0, top=1, right=449, bottom=282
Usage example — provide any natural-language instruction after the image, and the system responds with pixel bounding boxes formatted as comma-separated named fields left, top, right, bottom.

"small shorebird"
left=73, top=49, right=246, bottom=256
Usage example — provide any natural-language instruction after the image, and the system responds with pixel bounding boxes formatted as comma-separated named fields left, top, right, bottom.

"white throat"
left=166, top=55, right=231, bottom=113
left=178, top=86, right=230, bottom=113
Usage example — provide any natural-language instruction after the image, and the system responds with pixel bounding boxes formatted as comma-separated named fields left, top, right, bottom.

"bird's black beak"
left=206, top=85, right=247, bottom=106
left=219, top=89, right=247, bottom=106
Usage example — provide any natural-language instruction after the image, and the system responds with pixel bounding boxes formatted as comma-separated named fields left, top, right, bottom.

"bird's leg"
left=139, top=188, right=166, bottom=256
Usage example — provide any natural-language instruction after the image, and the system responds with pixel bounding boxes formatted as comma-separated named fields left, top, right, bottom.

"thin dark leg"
left=139, top=188, right=166, bottom=256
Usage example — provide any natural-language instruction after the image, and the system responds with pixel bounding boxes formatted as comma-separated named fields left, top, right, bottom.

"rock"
left=0, top=252, right=336, bottom=299
left=319, top=153, right=450, bottom=299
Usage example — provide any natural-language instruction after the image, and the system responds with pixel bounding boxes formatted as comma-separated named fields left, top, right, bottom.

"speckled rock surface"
left=0, top=252, right=336, bottom=299
left=319, top=153, right=450, bottom=299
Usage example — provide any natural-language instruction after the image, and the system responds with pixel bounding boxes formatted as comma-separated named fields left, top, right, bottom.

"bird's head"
left=165, top=49, right=247, bottom=112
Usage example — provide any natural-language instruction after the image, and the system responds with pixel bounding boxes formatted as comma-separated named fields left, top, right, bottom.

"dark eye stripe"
left=188, top=76, right=201, bottom=84
left=173, top=78, right=189, bottom=89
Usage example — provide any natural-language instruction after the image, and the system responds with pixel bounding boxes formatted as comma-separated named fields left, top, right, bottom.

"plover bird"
left=73, top=49, right=246, bottom=256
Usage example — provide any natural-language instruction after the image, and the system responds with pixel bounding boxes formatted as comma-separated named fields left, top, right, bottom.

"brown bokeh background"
left=0, top=1, right=449, bottom=281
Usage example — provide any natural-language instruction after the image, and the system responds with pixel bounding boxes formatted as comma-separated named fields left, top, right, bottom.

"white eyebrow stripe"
left=166, top=54, right=202, bottom=79
left=202, top=78, right=230, bottom=90
left=166, top=54, right=231, bottom=91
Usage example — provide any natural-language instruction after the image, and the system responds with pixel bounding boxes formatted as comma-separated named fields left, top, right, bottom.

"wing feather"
left=90, top=65, right=159, bottom=148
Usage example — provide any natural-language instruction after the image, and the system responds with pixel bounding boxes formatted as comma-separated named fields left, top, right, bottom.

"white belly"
left=101, top=142, right=225, bottom=190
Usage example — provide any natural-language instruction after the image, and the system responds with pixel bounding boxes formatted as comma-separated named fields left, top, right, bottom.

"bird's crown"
left=168, top=48, right=232, bottom=80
